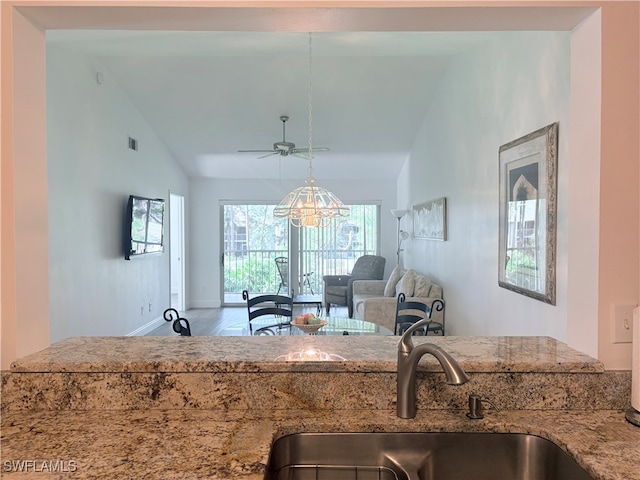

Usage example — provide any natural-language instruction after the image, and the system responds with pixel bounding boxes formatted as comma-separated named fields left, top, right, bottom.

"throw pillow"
left=430, top=284, right=443, bottom=298
left=384, top=265, right=406, bottom=297
left=397, top=269, right=416, bottom=297
left=413, top=275, right=433, bottom=297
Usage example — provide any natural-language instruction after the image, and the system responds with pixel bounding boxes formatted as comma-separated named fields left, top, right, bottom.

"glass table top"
left=220, top=316, right=393, bottom=336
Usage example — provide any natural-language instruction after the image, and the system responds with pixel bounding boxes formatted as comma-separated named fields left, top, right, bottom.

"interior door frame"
left=169, top=192, right=186, bottom=311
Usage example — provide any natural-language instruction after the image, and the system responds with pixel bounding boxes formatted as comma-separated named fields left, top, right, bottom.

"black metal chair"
left=275, top=256, right=314, bottom=294
left=163, top=308, right=192, bottom=336
left=425, top=298, right=445, bottom=336
left=242, top=289, right=293, bottom=335
left=394, top=295, right=445, bottom=336
left=394, top=293, right=429, bottom=336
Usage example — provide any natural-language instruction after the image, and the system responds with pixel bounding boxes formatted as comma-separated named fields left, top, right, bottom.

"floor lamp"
left=391, top=209, right=409, bottom=265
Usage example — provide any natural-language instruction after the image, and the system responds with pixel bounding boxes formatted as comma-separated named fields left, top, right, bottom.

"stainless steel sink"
left=265, top=432, right=593, bottom=480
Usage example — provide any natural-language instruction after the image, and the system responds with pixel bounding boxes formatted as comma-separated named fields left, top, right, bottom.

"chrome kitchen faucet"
left=397, top=318, right=470, bottom=418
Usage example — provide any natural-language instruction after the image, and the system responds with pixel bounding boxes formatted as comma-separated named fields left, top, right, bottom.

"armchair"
left=323, top=255, right=386, bottom=318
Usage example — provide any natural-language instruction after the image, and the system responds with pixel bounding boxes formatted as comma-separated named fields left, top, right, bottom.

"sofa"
left=352, top=266, right=444, bottom=334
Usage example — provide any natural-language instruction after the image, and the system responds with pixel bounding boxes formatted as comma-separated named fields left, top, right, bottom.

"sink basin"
left=265, top=432, right=593, bottom=480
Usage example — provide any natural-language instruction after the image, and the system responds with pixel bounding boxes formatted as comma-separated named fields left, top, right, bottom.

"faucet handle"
left=466, top=394, right=499, bottom=419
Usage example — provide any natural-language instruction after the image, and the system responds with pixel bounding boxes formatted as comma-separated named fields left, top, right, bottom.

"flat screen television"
left=124, top=195, right=165, bottom=260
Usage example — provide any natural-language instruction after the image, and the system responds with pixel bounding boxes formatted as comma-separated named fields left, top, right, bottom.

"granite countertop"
left=9, top=335, right=604, bottom=373
left=2, top=335, right=636, bottom=479
left=2, top=408, right=639, bottom=479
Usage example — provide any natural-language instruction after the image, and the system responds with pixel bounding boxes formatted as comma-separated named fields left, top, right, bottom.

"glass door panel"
left=299, top=204, right=379, bottom=294
left=222, top=204, right=288, bottom=304
left=222, top=203, right=379, bottom=304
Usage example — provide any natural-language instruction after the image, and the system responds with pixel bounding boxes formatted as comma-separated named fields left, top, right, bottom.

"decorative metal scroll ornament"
left=163, top=308, right=191, bottom=336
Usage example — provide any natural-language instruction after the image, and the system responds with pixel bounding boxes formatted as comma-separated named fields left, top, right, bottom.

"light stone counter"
left=9, top=335, right=603, bottom=373
left=1, top=335, right=637, bottom=479
left=1, top=409, right=639, bottom=479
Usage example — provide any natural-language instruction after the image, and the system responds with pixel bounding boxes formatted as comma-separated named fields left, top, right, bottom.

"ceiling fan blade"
left=292, top=152, right=313, bottom=160
left=257, top=152, right=280, bottom=159
left=238, top=149, right=276, bottom=153
left=292, top=147, right=330, bottom=153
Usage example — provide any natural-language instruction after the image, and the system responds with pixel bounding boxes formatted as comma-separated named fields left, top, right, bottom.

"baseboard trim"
left=127, top=316, right=165, bottom=336
left=189, top=300, right=221, bottom=309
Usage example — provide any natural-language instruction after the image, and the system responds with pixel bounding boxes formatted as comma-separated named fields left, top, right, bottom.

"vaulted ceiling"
left=39, top=6, right=595, bottom=181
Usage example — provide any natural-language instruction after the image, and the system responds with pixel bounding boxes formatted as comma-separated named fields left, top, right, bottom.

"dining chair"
left=163, top=308, right=192, bottom=336
left=425, top=298, right=445, bottom=335
left=394, top=293, right=430, bottom=335
left=242, top=289, right=293, bottom=335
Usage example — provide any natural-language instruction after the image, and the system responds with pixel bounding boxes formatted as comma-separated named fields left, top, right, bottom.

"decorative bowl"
left=291, top=319, right=328, bottom=334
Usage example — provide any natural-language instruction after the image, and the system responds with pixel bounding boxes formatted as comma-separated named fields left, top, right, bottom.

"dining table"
left=220, top=316, right=393, bottom=336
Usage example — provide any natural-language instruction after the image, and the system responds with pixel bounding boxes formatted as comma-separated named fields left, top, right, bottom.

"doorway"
left=170, top=193, right=186, bottom=311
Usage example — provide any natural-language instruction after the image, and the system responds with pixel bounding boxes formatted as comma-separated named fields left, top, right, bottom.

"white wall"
left=2, top=10, right=50, bottom=364
left=596, top=4, right=639, bottom=369
left=2, top=4, right=637, bottom=371
left=47, top=46, right=189, bottom=341
left=189, top=177, right=398, bottom=307
left=400, top=32, right=575, bottom=341
left=567, top=10, right=601, bottom=360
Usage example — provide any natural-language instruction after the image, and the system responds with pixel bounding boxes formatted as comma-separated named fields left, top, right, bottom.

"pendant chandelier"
left=273, top=33, right=349, bottom=228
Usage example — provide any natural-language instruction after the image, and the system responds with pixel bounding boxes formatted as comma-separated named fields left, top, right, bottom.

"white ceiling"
left=40, top=6, right=595, bottom=181
left=47, top=31, right=490, bottom=180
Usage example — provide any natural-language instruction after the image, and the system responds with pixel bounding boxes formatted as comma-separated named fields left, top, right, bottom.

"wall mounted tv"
left=124, top=195, right=165, bottom=260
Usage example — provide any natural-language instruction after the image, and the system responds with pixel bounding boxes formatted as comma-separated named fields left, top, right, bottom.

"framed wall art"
left=413, top=197, right=447, bottom=241
left=498, top=122, right=558, bottom=305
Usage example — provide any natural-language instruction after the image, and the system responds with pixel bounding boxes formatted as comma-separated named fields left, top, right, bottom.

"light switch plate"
left=611, top=304, right=636, bottom=344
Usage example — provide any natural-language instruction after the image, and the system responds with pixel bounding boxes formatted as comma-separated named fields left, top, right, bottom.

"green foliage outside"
left=505, top=249, right=538, bottom=289
left=223, top=204, right=378, bottom=295
left=224, top=254, right=282, bottom=293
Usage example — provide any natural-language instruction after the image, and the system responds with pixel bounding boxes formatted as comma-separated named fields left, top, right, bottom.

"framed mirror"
left=498, top=122, right=558, bottom=305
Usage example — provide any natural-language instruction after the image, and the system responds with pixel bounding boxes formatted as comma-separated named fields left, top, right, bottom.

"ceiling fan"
left=238, top=115, right=329, bottom=160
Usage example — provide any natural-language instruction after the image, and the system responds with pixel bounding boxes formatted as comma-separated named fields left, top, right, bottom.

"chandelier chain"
left=307, top=32, right=313, bottom=178
left=272, top=31, right=350, bottom=228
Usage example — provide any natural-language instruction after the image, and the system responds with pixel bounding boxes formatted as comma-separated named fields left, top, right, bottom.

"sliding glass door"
left=222, top=202, right=379, bottom=304
left=222, top=203, right=288, bottom=303
left=297, top=204, right=380, bottom=292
